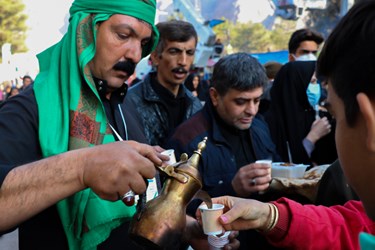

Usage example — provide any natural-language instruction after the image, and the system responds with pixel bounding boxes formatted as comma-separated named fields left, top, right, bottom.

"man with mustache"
left=124, top=20, right=203, bottom=147
left=166, top=53, right=281, bottom=249
left=0, top=1, right=229, bottom=249
left=0, top=0, right=164, bottom=249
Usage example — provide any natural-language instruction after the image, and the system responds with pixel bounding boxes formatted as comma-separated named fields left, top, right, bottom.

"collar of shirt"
left=150, top=73, right=186, bottom=102
left=93, top=76, right=128, bottom=104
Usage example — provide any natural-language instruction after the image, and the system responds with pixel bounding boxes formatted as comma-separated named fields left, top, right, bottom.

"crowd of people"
left=1, top=0, right=374, bottom=249
left=0, top=75, right=33, bottom=103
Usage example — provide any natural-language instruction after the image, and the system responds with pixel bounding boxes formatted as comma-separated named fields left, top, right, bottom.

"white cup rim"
left=199, top=203, right=224, bottom=211
left=255, top=159, right=272, bottom=164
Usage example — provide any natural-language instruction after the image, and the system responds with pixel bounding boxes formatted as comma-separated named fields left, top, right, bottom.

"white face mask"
left=293, top=53, right=317, bottom=61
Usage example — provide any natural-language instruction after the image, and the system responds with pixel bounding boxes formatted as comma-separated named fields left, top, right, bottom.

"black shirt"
left=213, top=108, right=256, bottom=168
left=0, top=85, right=146, bottom=249
left=150, top=74, right=188, bottom=133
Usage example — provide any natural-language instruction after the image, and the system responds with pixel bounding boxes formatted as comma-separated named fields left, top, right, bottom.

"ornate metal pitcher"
left=129, top=137, right=211, bottom=249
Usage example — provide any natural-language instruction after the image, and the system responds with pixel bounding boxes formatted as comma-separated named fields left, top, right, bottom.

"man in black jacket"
left=166, top=53, right=281, bottom=250
left=124, top=20, right=202, bottom=147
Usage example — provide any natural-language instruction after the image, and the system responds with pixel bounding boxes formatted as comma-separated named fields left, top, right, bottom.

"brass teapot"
left=129, top=137, right=211, bottom=249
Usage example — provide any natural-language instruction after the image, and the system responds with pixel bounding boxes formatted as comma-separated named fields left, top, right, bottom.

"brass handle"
left=157, top=164, right=188, bottom=183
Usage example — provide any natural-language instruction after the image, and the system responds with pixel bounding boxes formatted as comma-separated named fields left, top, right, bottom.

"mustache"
left=172, top=67, right=188, bottom=74
left=113, top=61, right=136, bottom=76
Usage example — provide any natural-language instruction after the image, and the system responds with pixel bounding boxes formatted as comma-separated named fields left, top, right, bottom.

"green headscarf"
left=33, top=0, right=158, bottom=249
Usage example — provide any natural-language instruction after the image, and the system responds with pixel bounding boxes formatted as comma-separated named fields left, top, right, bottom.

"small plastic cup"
left=255, top=159, right=272, bottom=166
left=161, top=149, right=176, bottom=165
left=199, top=203, right=224, bottom=235
left=255, top=159, right=272, bottom=175
left=208, top=231, right=230, bottom=250
left=255, top=160, right=272, bottom=194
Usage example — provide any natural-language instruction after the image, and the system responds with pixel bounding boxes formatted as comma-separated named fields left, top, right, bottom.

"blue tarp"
left=250, top=50, right=289, bottom=65
left=208, top=19, right=225, bottom=28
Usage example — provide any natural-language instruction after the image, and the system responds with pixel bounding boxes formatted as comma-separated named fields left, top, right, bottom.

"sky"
left=15, top=0, right=273, bottom=79
left=23, top=0, right=73, bottom=56
left=23, top=0, right=273, bottom=56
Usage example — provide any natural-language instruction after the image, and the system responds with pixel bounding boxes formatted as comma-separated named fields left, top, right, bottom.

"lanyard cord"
left=109, top=124, right=123, bottom=141
left=118, top=104, right=128, bottom=141
left=108, top=104, right=128, bottom=141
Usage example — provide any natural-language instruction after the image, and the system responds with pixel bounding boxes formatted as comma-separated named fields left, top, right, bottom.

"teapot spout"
left=194, top=190, right=212, bottom=209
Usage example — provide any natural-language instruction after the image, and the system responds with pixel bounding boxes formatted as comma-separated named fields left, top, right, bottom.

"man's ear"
left=357, top=93, right=375, bottom=151
left=288, top=54, right=295, bottom=62
left=209, top=87, right=218, bottom=106
left=150, top=51, right=159, bottom=67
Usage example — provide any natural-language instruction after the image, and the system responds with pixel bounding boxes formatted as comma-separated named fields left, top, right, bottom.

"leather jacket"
left=124, top=72, right=202, bottom=146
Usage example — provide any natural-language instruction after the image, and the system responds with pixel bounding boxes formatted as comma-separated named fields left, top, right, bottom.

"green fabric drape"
left=360, top=232, right=375, bottom=250
left=33, top=0, right=158, bottom=249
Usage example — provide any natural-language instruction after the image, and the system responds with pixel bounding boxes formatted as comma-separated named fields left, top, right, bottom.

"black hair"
left=317, top=0, right=375, bottom=127
left=23, top=75, right=33, bottom=81
left=154, top=20, right=197, bottom=55
left=184, top=73, right=200, bottom=92
left=211, top=52, right=268, bottom=96
left=288, top=28, right=324, bottom=54
left=264, top=61, right=283, bottom=80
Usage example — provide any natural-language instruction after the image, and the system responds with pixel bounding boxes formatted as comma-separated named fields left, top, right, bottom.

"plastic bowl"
left=271, top=162, right=309, bottom=179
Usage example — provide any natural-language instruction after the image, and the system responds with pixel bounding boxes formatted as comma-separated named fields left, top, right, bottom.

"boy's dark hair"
left=288, top=28, right=324, bottom=54
left=317, top=0, right=375, bottom=127
left=154, top=20, right=197, bottom=55
left=264, top=61, right=283, bottom=80
left=211, top=52, right=268, bottom=96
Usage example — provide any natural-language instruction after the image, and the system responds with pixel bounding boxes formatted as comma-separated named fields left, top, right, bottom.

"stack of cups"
left=207, top=231, right=231, bottom=250
left=199, top=203, right=230, bottom=250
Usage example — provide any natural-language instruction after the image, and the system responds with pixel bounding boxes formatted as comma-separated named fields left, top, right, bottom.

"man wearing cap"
left=288, top=28, right=324, bottom=62
left=0, top=0, right=181, bottom=249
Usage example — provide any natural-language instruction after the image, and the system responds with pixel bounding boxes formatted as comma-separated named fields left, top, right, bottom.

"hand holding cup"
left=198, top=203, right=225, bottom=236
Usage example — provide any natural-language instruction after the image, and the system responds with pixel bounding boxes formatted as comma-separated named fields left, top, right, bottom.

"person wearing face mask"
left=265, top=61, right=337, bottom=167
left=288, top=28, right=324, bottom=62
left=306, top=81, right=321, bottom=108
left=306, top=72, right=324, bottom=117
left=0, top=2, right=241, bottom=250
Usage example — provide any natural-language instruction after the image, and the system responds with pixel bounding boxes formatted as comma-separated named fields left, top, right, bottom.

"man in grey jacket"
left=124, top=20, right=202, bottom=147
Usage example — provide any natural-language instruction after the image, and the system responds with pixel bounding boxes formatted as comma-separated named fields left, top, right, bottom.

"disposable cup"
left=199, top=203, right=224, bottom=235
left=255, top=159, right=272, bottom=175
left=255, top=159, right=272, bottom=166
left=255, top=160, right=272, bottom=194
left=208, top=231, right=230, bottom=250
left=161, top=149, right=176, bottom=165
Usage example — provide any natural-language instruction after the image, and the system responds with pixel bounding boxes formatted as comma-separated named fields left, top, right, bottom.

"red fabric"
left=266, top=198, right=375, bottom=250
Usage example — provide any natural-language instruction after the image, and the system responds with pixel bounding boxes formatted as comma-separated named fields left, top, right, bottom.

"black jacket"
left=124, top=72, right=202, bottom=146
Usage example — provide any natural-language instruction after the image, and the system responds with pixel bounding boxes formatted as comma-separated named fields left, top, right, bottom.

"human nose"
left=177, top=52, right=187, bottom=66
left=311, top=74, right=317, bottom=83
left=124, top=41, right=142, bottom=64
left=245, top=102, right=257, bottom=115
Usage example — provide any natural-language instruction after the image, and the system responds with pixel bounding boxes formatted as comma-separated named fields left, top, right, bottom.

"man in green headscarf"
left=0, top=0, right=242, bottom=248
left=0, top=0, right=167, bottom=249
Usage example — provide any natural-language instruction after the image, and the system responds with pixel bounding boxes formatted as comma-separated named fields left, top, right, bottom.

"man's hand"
left=231, top=162, right=272, bottom=197
left=0, top=141, right=169, bottom=231
left=81, top=140, right=166, bottom=201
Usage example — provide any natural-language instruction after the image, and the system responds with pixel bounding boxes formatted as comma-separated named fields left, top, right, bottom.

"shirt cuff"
left=302, top=138, right=315, bottom=157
